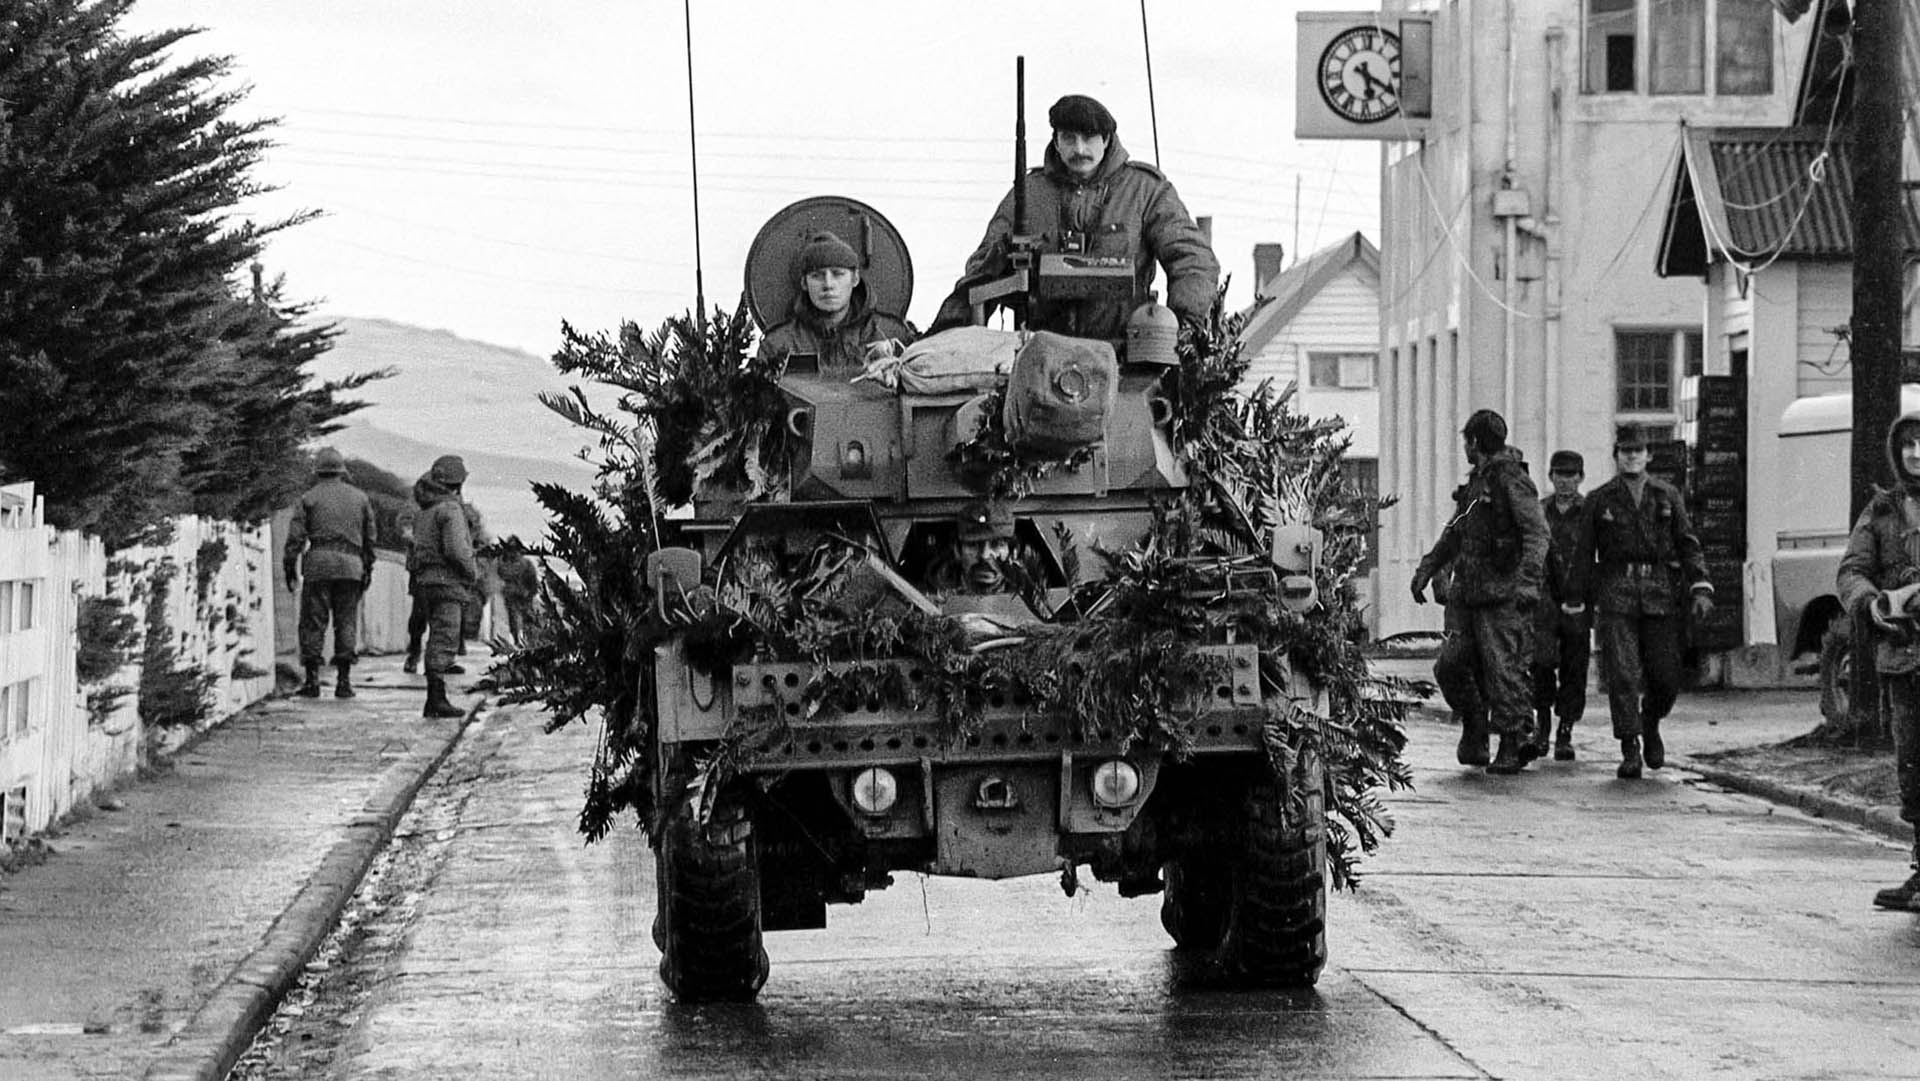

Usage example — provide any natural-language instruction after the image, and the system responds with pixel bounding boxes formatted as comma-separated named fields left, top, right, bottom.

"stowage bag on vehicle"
left=1002, top=331, right=1118, bottom=458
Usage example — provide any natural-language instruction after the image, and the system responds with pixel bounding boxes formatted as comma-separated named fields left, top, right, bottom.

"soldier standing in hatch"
left=753, top=230, right=913, bottom=374
left=284, top=447, right=376, bottom=699
left=1565, top=430, right=1713, bottom=779
left=1411, top=410, right=1550, bottom=774
left=930, top=93, right=1220, bottom=341
left=1532, top=450, right=1593, bottom=762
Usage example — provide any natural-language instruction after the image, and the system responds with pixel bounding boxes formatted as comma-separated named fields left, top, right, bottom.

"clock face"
left=1319, top=25, right=1401, bottom=124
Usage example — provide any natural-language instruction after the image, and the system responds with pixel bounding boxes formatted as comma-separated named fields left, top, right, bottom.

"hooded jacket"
left=1837, top=409, right=1920, bottom=674
left=1415, top=446, right=1549, bottom=608
left=931, top=135, right=1221, bottom=341
left=406, top=474, right=478, bottom=595
left=754, top=277, right=912, bottom=374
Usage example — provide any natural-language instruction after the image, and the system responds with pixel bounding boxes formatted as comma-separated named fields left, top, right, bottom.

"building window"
left=1, top=679, right=29, bottom=739
left=1585, top=0, right=1638, bottom=92
left=1717, top=0, right=1774, bottom=94
left=1339, top=458, right=1381, bottom=571
left=0, top=581, right=13, bottom=634
left=1651, top=0, right=1706, bottom=94
left=13, top=581, right=31, bottom=631
left=1616, top=328, right=1702, bottom=420
left=1308, top=352, right=1377, bottom=389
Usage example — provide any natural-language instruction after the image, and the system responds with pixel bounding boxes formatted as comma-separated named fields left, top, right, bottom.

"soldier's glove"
left=1689, top=590, right=1714, bottom=622
left=1410, top=574, right=1430, bottom=605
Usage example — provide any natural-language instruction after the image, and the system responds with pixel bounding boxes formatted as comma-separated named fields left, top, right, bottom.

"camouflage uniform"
left=1566, top=474, right=1710, bottom=745
left=284, top=451, right=375, bottom=672
left=1533, top=492, right=1592, bottom=745
left=1836, top=409, right=1920, bottom=908
left=1414, top=447, right=1551, bottom=749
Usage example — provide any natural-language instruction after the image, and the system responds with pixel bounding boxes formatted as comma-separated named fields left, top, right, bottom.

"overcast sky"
left=120, top=0, right=1383, bottom=357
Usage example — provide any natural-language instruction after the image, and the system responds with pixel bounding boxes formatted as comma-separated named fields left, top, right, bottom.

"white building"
left=1374, top=0, right=1821, bottom=641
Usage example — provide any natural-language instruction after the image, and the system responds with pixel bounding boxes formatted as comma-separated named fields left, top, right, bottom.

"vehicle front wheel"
left=1160, top=856, right=1230, bottom=950
left=1212, top=766, right=1329, bottom=987
left=655, top=785, right=769, bottom=1002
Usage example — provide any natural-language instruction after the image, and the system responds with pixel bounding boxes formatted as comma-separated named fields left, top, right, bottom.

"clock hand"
left=1356, top=62, right=1394, bottom=96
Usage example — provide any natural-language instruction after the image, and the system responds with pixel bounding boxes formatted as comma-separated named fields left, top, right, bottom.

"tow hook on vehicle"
left=974, top=775, right=1020, bottom=810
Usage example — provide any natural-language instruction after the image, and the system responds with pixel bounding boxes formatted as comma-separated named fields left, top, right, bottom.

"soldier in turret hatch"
left=930, top=93, right=1220, bottom=340
left=753, top=230, right=913, bottom=374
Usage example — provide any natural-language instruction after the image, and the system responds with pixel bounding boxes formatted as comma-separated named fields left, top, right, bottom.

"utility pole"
left=1847, top=0, right=1906, bottom=741
left=1848, top=0, right=1904, bottom=523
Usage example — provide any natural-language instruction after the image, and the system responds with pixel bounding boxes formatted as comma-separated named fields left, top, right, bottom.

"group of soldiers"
left=1411, top=409, right=1715, bottom=779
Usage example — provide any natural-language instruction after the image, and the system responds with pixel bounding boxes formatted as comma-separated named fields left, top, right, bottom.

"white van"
left=1772, top=385, right=1920, bottom=715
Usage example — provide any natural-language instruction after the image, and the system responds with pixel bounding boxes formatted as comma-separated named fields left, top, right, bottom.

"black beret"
left=1048, top=94, right=1116, bottom=137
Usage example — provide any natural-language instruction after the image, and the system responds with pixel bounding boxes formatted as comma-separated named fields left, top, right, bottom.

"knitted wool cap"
left=1049, top=94, right=1116, bottom=137
left=313, top=447, right=347, bottom=476
left=799, top=231, right=859, bottom=276
left=1462, top=409, right=1507, bottom=449
left=429, top=454, right=468, bottom=486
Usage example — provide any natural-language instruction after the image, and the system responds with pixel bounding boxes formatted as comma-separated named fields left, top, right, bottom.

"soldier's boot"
left=333, top=661, right=355, bottom=699
left=443, top=662, right=466, bottom=676
left=422, top=676, right=465, bottom=719
left=1486, top=734, right=1527, bottom=775
left=1642, top=717, right=1666, bottom=770
left=1522, top=714, right=1551, bottom=762
left=1616, top=737, right=1644, bottom=779
left=1553, top=719, right=1577, bottom=761
left=1456, top=714, right=1491, bottom=767
left=1872, top=839, right=1920, bottom=911
left=402, top=647, right=420, bottom=675
left=298, top=665, right=322, bottom=698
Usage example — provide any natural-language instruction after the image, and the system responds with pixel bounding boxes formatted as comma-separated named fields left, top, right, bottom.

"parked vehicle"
left=1771, top=385, right=1920, bottom=722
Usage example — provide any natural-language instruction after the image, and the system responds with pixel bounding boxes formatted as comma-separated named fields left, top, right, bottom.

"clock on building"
left=1318, top=24, right=1401, bottom=124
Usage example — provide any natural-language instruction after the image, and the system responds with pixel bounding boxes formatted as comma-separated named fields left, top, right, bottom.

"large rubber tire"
left=1160, top=857, right=1230, bottom=950
left=656, top=786, right=770, bottom=1002
left=1213, top=771, right=1329, bottom=988
left=1818, top=613, right=1852, bottom=727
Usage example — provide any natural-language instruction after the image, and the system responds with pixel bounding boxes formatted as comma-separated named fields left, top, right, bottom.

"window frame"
left=1614, top=327, right=1703, bottom=432
left=1581, top=0, right=1774, bottom=97
left=1306, top=350, right=1379, bottom=390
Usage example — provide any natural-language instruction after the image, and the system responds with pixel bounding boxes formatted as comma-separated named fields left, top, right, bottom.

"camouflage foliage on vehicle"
left=485, top=293, right=1424, bottom=885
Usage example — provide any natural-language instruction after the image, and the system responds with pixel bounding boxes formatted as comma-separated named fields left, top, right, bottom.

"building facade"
left=1376, top=0, right=1818, bottom=638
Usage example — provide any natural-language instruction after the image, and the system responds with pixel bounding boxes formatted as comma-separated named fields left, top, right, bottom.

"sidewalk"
left=0, top=652, right=485, bottom=1081
left=1370, top=653, right=1909, bottom=843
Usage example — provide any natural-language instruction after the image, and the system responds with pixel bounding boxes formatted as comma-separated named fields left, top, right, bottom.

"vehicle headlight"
left=1090, top=759, right=1142, bottom=808
left=850, top=767, right=898, bottom=815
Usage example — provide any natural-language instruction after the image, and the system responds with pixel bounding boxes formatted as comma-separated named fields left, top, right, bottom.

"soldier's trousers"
left=298, top=580, right=363, bottom=667
left=1532, top=610, right=1591, bottom=726
left=1595, top=610, right=1681, bottom=739
left=1435, top=601, right=1534, bottom=738
left=416, top=585, right=467, bottom=677
left=1888, top=674, right=1920, bottom=825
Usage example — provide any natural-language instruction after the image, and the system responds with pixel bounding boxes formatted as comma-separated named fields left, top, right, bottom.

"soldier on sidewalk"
left=409, top=454, right=477, bottom=719
left=1566, top=430, right=1713, bottom=779
left=283, top=448, right=376, bottom=699
left=1533, top=450, right=1593, bottom=761
left=1411, top=409, right=1551, bottom=774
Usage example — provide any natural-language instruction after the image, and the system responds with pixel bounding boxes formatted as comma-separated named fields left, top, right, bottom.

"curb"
left=141, top=697, right=486, bottom=1081
left=1681, top=758, right=1911, bottom=845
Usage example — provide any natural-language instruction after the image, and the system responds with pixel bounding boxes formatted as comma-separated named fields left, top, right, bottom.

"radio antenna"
left=683, top=0, right=706, bottom=332
left=1013, top=56, right=1027, bottom=236
left=1139, top=0, right=1162, bottom=163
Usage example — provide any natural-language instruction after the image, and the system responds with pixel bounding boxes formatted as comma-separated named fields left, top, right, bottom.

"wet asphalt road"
left=245, top=704, right=1920, bottom=1081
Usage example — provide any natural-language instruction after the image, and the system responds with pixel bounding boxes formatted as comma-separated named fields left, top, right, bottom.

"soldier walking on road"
left=409, top=454, right=477, bottom=719
left=284, top=448, right=376, bottom=699
left=1411, top=410, right=1551, bottom=774
left=1566, top=430, right=1713, bottom=779
left=1533, top=450, right=1593, bottom=762
left=1836, top=409, right=1920, bottom=911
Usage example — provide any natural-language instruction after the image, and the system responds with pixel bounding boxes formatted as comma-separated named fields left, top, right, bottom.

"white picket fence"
left=0, top=482, right=275, bottom=843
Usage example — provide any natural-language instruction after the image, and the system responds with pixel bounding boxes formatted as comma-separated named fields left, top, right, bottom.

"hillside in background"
left=305, top=317, right=604, bottom=543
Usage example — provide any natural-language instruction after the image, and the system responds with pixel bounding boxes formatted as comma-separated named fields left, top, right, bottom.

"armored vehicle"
left=647, top=195, right=1335, bottom=1002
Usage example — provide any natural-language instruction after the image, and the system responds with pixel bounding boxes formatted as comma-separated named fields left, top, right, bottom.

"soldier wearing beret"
left=1564, top=430, right=1713, bottom=778
left=1532, top=449, right=1593, bottom=761
left=931, top=93, right=1220, bottom=343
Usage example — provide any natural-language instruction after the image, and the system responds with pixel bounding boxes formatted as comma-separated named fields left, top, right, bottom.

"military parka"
left=1566, top=474, right=1710, bottom=616
left=931, top=135, right=1220, bottom=341
left=285, top=476, right=376, bottom=583
left=1414, top=447, right=1549, bottom=609
left=754, top=279, right=913, bottom=374
left=1836, top=409, right=1920, bottom=675
left=406, top=475, right=477, bottom=596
